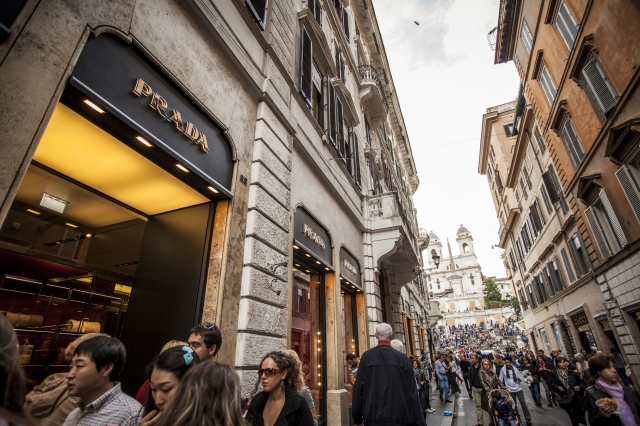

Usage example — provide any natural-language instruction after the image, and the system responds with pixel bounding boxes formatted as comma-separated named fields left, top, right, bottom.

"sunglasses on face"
left=258, top=368, right=281, bottom=377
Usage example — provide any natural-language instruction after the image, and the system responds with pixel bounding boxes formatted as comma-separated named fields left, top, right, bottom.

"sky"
left=372, top=0, right=521, bottom=278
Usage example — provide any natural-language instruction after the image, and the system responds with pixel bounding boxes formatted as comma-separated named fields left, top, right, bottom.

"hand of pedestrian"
left=574, top=386, right=580, bottom=392
left=139, top=410, right=161, bottom=426
left=598, top=404, right=614, bottom=418
left=558, top=386, right=565, bottom=392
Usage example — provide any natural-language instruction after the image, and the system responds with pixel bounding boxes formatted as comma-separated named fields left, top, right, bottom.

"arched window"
left=463, top=243, right=469, bottom=253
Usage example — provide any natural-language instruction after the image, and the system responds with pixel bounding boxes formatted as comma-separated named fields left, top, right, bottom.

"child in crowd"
left=491, top=390, right=517, bottom=426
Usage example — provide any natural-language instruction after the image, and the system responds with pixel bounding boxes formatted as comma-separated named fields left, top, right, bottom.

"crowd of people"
left=2, top=311, right=640, bottom=426
left=0, top=314, right=316, bottom=426
left=424, top=344, right=640, bottom=426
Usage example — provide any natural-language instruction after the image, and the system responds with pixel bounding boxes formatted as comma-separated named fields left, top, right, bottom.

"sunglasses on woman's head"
left=258, top=368, right=281, bottom=377
left=201, top=323, right=217, bottom=329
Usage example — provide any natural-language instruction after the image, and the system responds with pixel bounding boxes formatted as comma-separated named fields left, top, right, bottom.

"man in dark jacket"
left=353, top=323, right=425, bottom=426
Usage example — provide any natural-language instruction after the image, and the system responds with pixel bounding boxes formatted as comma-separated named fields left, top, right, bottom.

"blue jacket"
left=492, top=396, right=516, bottom=420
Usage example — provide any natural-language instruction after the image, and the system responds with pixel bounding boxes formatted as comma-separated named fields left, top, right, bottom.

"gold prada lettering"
left=149, top=93, right=168, bottom=118
left=196, top=133, right=209, bottom=153
left=183, top=122, right=199, bottom=140
left=131, top=78, right=209, bottom=153
left=343, top=259, right=358, bottom=275
left=166, top=109, right=184, bottom=131
left=302, top=224, right=326, bottom=249
left=133, top=78, right=153, bottom=97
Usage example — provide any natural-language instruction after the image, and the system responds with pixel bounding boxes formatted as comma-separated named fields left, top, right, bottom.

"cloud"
left=374, top=0, right=459, bottom=69
left=372, top=0, right=521, bottom=277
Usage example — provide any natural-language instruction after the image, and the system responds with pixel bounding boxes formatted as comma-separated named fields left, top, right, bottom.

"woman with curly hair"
left=152, top=361, right=246, bottom=426
left=246, top=351, right=314, bottom=426
left=281, top=350, right=319, bottom=426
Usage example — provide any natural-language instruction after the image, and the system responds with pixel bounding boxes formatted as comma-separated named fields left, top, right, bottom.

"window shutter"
left=345, top=128, right=352, bottom=172
left=561, top=118, right=585, bottom=167
left=569, top=233, right=591, bottom=276
left=354, top=134, right=361, bottom=188
left=540, top=184, right=554, bottom=214
left=555, top=1, right=577, bottom=49
left=299, top=27, right=313, bottom=106
left=340, top=54, right=345, bottom=83
left=328, top=83, right=337, bottom=147
left=246, top=0, right=269, bottom=30
left=599, top=189, right=627, bottom=247
left=521, top=22, right=533, bottom=53
left=541, top=171, right=560, bottom=203
left=534, top=125, right=546, bottom=153
left=341, top=7, right=350, bottom=41
left=552, top=259, right=565, bottom=290
left=539, top=63, right=556, bottom=105
left=560, top=248, right=576, bottom=283
left=316, top=0, right=322, bottom=25
left=584, top=206, right=612, bottom=259
left=582, top=59, right=617, bottom=114
left=615, top=165, right=640, bottom=223
left=337, top=101, right=344, bottom=158
left=530, top=202, right=543, bottom=233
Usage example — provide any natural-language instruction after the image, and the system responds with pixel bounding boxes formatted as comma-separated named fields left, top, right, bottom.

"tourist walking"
left=448, top=355, right=462, bottom=395
left=282, top=349, right=319, bottom=426
left=187, top=323, right=222, bottom=362
left=584, top=355, right=640, bottom=426
left=460, top=354, right=473, bottom=398
left=520, top=356, right=541, bottom=407
left=499, top=359, right=532, bottom=425
left=575, top=353, right=590, bottom=383
left=154, top=361, right=247, bottom=426
left=609, top=347, right=632, bottom=387
left=139, top=346, right=200, bottom=424
left=470, top=354, right=486, bottom=426
left=246, top=351, right=313, bottom=426
left=535, top=354, right=558, bottom=407
left=548, top=356, right=587, bottom=426
left=435, top=353, right=451, bottom=402
left=24, top=333, right=104, bottom=426
left=352, top=323, right=426, bottom=426
left=480, top=358, right=502, bottom=426
left=412, top=359, right=434, bottom=417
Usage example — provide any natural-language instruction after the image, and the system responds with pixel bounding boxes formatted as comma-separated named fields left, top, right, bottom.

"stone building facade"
left=0, top=1, right=428, bottom=423
left=483, top=0, right=640, bottom=388
left=422, top=226, right=513, bottom=328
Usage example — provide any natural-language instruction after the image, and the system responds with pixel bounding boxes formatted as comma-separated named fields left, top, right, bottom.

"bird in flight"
left=414, top=21, right=420, bottom=25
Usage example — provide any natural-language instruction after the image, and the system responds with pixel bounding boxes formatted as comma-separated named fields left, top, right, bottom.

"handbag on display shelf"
left=4, top=309, right=44, bottom=329
left=19, top=338, right=34, bottom=365
left=60, top=318, right=101, bottom=334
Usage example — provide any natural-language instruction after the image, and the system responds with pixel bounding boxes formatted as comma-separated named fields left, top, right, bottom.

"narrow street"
left=453, top=387, right=574, bottom=426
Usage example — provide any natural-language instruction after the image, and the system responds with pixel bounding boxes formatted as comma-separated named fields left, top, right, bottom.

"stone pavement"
left=453, top=386, right=579, bottom=426
left=425, top=382, right=456, bottom=426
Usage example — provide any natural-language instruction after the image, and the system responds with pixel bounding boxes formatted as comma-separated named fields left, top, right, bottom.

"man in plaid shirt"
left=63, top=335, right=143, bottom=426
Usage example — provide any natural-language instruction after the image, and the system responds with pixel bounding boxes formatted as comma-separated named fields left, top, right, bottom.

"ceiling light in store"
left=40, top=193, right=68, bottom=213
left=65, top=223, right=78, bottom=228
left=83, top=99, right=105, bottom=114
left=305, top=270, right=311, bottom=273
left=325, top=267, right=330, bottom=271
left=293, top=245, right=299, bottom=249
left=26, top=209, right=41, bottom=215
left=85, top=234, right=93, bottom=238
left=176, top=164, right=190, bottom=173
left=135, top=136, right=153, bottom=147
left=294, top=263, right=301, bottom=267
left=315, top=261, right=321, bottom=264
left=207, top=186, right=219, bottom=194
left=305, top=253, right=311, bottom=258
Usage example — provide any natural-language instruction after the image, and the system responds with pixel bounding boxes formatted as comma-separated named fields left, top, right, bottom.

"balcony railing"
left=358, top=65, right=388, bottom=110
left=419, top=228, right=429, bottom=238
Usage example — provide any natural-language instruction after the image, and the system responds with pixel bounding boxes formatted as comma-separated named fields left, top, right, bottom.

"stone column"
left=236, top=103, right=293, bottom=396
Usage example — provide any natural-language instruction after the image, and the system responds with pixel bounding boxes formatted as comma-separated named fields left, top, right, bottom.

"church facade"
left=423, top=226, right=514, bottom=327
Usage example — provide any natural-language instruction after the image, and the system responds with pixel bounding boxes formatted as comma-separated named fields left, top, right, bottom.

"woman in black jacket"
left=584, top=355, right=640, bottom=426
left=548, top=356, right=587, bottom=426
left=246, top=351, right=314, bottom=426
left=412, top=359, right=432, bottom=416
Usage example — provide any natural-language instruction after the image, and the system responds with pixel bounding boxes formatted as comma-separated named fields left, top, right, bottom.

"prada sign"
left=293, top=207, right=332, bottom=266
left=69, top=35, right=233, bottom=196
left=340, top=247, right=361, bottom=288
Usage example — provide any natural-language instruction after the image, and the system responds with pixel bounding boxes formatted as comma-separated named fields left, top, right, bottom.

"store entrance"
left=0, top=100, right=216, bottom=392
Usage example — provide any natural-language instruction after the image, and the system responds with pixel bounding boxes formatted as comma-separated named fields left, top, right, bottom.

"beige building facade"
left=0, top=1, right=429, bottom=423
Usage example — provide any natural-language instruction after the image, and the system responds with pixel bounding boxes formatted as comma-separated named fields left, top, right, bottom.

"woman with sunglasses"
left=548, top=355, right=587, bottom=426
left=479, top=358, right=502, bottom=423
left=246, top=351, right=314, bottom=426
